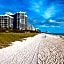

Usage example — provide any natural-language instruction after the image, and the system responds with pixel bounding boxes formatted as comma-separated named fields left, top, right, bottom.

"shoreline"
left=43, top=33, right=64, bottom=38
left=41, top=33, right=64, bottom=41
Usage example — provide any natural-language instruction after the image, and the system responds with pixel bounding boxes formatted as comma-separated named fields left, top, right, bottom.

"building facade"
left=0, top=15, right=13, bottom=28
left=0, top=11, right=28, bottom=30
left=27, top=25, right=33, bottom=30
left=13, top=12, right=27, bottom=30
left=25, top=15, right=28, bottom=30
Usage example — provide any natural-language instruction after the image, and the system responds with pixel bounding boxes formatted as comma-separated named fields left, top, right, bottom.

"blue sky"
left=0, top=0, right=64, bottom=33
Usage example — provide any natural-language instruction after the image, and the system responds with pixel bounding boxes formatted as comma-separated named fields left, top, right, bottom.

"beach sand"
left=0, top=33, right=64, bottom=64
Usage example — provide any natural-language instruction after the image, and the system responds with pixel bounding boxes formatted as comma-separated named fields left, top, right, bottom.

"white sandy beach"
left=0, top=33, right=64, bottom=64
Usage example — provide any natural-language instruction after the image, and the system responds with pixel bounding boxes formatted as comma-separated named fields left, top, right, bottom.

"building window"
left=20, top=13, right=24, bottom=16
left=20, top=20, right=25, bottom=24
left=20, top=16, right=24, bottom=19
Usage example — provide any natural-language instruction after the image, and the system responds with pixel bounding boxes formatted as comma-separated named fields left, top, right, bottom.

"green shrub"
left=0, top=33, right=37, bottom=48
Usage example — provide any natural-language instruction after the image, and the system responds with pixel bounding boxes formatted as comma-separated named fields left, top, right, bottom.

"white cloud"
left=51, top=26, right=60, bottom=27
left=32, top=3, right=40, bottom=8
left=30, top=2, right=40, bottom=13
left=56, top=22, right=64, bottom=24
left=43, top=6, right=55, bottom=19
left=49, top=19, right=64, bottom=25
left=49, top=19, right=56, bottom=22
left=40, top=25, right=60, bottom=27
left=40, top=25, right=50, bottom=27
left=29, top=0, right=43, bottom=13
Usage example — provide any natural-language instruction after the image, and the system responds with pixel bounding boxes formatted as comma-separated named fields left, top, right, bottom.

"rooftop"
left=0, top=15, right=13, bottom=18
left=16, top=11, right=26, bottom=14
left=25, top=15, right=28, bottom=17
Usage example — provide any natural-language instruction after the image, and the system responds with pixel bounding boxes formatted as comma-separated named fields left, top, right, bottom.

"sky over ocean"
left=0, top=0, right=64, bottom=33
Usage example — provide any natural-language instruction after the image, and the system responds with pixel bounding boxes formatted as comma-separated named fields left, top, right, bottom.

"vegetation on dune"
left=0, top=27, right=41, bottom=33
left=0, top=33, right=37, bottom=48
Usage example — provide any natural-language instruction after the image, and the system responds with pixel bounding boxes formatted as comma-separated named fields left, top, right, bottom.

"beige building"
left=27, top=25, right=33, bottom=30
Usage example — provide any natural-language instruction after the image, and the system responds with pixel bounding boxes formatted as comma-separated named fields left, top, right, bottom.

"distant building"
left=27, top=25, right=33, bottom=30
left=0, top=15, right=13, bottom=28
left=35, top=28, right=41, bottom=33
left=35, top=28, right=39, bottom=31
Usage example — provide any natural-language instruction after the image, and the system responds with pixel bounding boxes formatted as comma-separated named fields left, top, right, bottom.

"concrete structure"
left=27, top=25, right=33, bottom=30
left=0, top=15, right=13, bottom=28
left=25, top=15, right=28, bottom=30
left=13, top=12, right=26, bottom=30
left=0, top=11, right=28, bottom=30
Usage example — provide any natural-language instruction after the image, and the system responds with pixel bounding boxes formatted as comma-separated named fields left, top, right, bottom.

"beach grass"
left=0, top=33, right=37, bottom=48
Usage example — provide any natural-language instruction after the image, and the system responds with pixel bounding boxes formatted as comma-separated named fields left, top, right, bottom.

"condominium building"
left=25, top=15, right=28, bottom=30
left=13, top=11, right=27, bottom=30
left=0, top=15, right=13, bottom=28
left=0, top=11, right=28, bottom=30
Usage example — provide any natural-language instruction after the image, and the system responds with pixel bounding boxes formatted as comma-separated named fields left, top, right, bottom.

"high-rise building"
left=13, top=11, right=26, bottom=30
left=0, top=11, right=28, bottom=30
left=25, top=15, right=28, bottom=30
left=0, top=15, right=13, bottom=28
